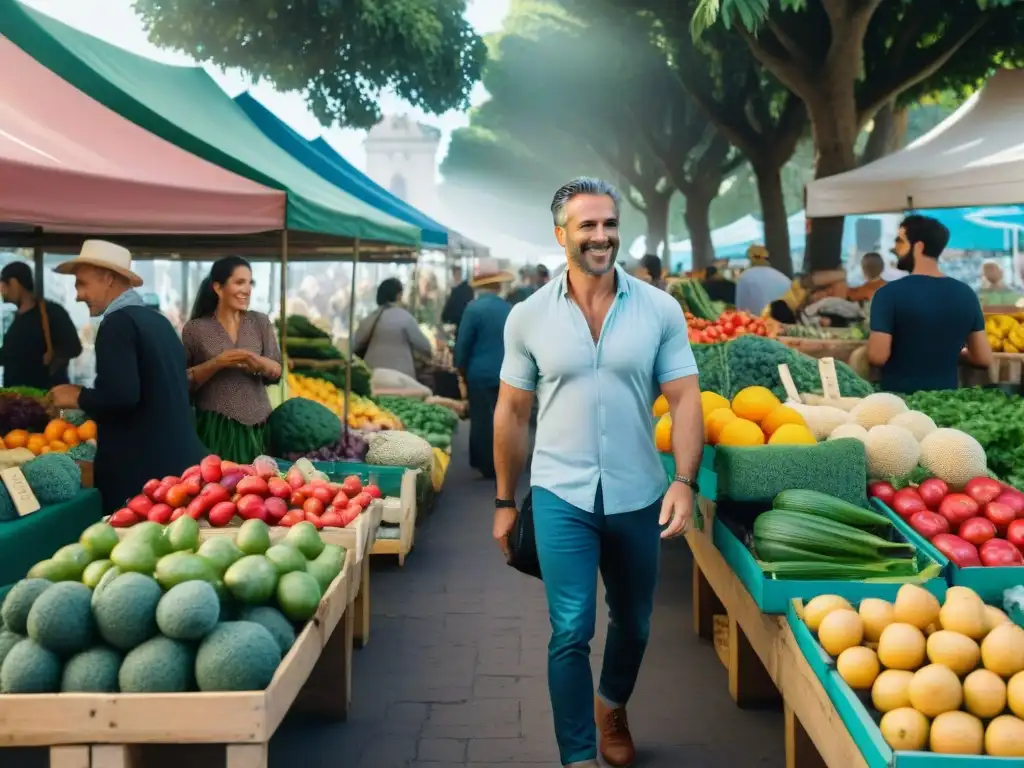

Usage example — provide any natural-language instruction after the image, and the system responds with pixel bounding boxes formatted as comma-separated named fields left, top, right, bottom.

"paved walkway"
left=5, top=426, right=785, bottom=768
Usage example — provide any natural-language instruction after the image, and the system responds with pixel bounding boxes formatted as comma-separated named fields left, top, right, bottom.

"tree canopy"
left=131, top=0, right=487, bottom=127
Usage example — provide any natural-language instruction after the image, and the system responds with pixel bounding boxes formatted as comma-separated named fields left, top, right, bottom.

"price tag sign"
left=819, top=357, right=842, bottom=400
left=777, top=364, right=801, bottom=403
left=1, top=467, right=40, bottom=516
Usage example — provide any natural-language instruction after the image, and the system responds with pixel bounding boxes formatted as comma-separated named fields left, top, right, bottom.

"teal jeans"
left=532, top=485, right=662, bottom=765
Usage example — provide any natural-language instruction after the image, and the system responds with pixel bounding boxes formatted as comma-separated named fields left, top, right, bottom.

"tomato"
left=983, top=501, right=1017, bottom=533
left=979, top=538, right=1024, bottom=567
left=127, top=495, right=153, bottom=517
left=1006, top=518, right=1024, bottom=553
left=908, top=510, right=949, bottom=539
left=305, top=512, right=324, bottom=530
left=958, top=516, right=997, bottom=547
left=917, top=478, right=949, bottom=510
left=109, top=508, right=138, bottom=527
left=892, top=488, right=926, bottom=519
left=931, top=533, right=982, bottom=567
left=289, top=491, right=307, bottom=508
left=365, top=484, right=382, bottom=499
left=181, top=465, right=201, bottom=480
left=867, top=481, right=896, bottom=506
left=278, top=509, right=305, bottom=527
left=207, top=501, right=237, bottom=527
left=165, top=483, right=192, bottom=509
left=995, top=490, right=1024, bottom=517
left=142, top=478, right=162, bottom=501
left=311, top=485, right=334, bottom=505
left=199, top=455, right=222, bottom=484
left=147, top=503, right=173, bottom=524
left=341, top=475, right=363, bottom=496
left=320, top=510, right=344, bottom=528
left=964, top=477, right=1003, bottom=506
left=938, top=493, right=979, bottom=526
left=264, top=497, right=288, bottom=522
left=181, top=474, right=203, bottom=497
left=303, top=497, right=325, bottom=518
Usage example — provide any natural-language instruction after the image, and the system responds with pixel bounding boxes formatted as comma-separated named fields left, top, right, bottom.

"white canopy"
left=807, top=69, right=1024, bottom=217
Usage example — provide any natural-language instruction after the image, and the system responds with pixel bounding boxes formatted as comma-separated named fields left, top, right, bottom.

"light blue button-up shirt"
left=500, top=265, right=698, bottom=514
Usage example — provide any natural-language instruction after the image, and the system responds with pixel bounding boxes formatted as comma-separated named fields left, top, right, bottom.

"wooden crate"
left=370, top=469, right=418, bottom=566
left=0, top=560, right=354, bottom=768
left=77, top=461, right=94, bottom=490
left=778, top=336, right=866, bottom=364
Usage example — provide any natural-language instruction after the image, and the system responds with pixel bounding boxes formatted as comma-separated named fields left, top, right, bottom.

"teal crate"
left=787, top=600, right=1023, bottom=768
left=660, top=446, right=717, bottom=501
left=273, top=458, right=407, bottom=498
left=873, top=499, right=1024, bottom=604
left=714, top=517, right=947, bottom=615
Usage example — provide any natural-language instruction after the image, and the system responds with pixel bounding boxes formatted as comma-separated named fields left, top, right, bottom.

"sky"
left=21, top=0, right=510, bottom=175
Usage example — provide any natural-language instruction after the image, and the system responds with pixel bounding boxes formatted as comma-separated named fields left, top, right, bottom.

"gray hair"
left=550, top=177, right=622, bottom=227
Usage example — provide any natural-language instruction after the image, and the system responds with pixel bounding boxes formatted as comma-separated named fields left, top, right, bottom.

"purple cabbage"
left=0, top=395, right=50, bottom=435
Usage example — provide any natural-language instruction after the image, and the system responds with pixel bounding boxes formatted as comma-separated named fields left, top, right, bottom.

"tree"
left=131, top=0, right=487, bottom=127
left=691, top=0, right=1024, bottom=270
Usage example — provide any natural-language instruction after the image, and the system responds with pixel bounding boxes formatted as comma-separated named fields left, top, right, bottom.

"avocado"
left=0, top=631, right=22, bottom=669
left=154, top=552, right=217, bottom=590
left=264, top=544, right=307, bottom=575
left=124, top=521, right=170, bottom=556
left=196, top=537, right=244, bottom=575
left=195, top=621, right=281, bottom=691
left=27, top=581, right=94, bottom=656
left=82, top=559, right=114, bottom=589
left=91, top=566, right=122, bottom=606
left=223, top=555, right=278, bottom=605
left=238, top=606, right=296, bottom=654
left=1, top=579, right=52, bottom=634
left=92, top=572, right=162, bottom=651
left=110, top=538, right=159, bottom=575
left=119, top=635, right=196, bottom=693
left=164, top=515, right=200, bottom=552
left=53, top=543, right=95, bottom=573
left=235, top=519, right=271, bottom=556
left=27, top=558, right=82, bottom=582
left=306, top=544, right=346, bottom=592
left=275, top=571, right=322, bottom=621
left=0, top=638, right=61, bottom=693
left=79, top=522, right=119, bottom=559
left=61, top=646, right=122, bottom=692
left=283, top=521, right=324, bottom=559
left=156, top=581, right=220, bottom=641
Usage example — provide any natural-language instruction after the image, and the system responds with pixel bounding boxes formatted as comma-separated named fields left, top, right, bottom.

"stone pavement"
left=4, top=426, right=785, bottom=767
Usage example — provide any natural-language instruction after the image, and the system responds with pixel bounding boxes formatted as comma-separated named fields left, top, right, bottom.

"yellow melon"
left=926, top=631, right=981, bottom=677
left=717, top=418, right=766, bottom=447
left=803, top=595, right=852, bottom=632
left=930, top=711, right=984, bottom=755
left=837, top=646, right=880, bottom=690
left=940, top=595, right=987, bottom=640
left=893, top=583, right=940, bottom=631
left=767, top=423, right=817, bottom=445
left=705, top=408, right=738, bottom=445
left=980, top=623, right=1024, bottom=679
left=730, top=386, right=780, bottom=422
left=818, top=609, right=864, bottom=657
left=1009, top=671, right=1024, bottom=718
left=653, top=394, right=671, bottom=418
left=877, top=623, right=927, bottom=671
left=699, top=391, right=730, bottom=419
left=859, top=598, right=896, bottom=643
left=872, top=669, right=915, bottom=712
left=984, top=605, right=1012, bottom=632
left=984, top=715, right=1024, bottom=757
left=760, top=404, right=807, bottom=436
left=963, top=669, right=1008, bottom=719
left=879, top=708, right=929, bottom=752
left=909, top=664, right=963, bottom=717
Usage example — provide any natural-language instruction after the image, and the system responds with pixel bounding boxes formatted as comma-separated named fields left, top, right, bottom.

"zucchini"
left=753, top=539, right=871, bottom=564
left=772, top=489, right=891, bottom=528
left=759, top=559, right=919, bottom=580
left=753, top=510, right=916, bottom=560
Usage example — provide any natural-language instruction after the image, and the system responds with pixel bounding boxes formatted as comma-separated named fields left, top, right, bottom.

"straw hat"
left=54, top=240, right=143, bottom=287
left=470, top=259, right=515, bottom=288
left=747, top=244, right=770, bottom=264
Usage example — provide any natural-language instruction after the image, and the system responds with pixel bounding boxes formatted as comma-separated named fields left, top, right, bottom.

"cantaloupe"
left=930, top=711, right=983, bottom=755
left=859, top=598, right=895, bottom=643
left=872, top=669, right=915, bottom=712
left=827, top=423, right=869, bottom=443
left=963, top=669, right=1008, bottom=719
left=920, top=428, right=988, bottom=488
left=785, top=403, right=851, bottom=441
left=984, top=715, right=1024, bottom=757
left=927, top=631, right=981, bottom=676
left=1009, top=671, right=1024, bottom=718
left=887, top=410, right=938, bottom=441
left=878, top=623, right=927, bottom=670
left=909, top=664, right=963, bottom=717
left=837, top=646, right=880, bottom=690
left=818, top=609, right=864, bottom=657
left=864, top=425, right=921, bottom=480
left=980, top=623, right=1024, bottom=678
left=803, top=594, right=852, bottom=632
left=893, top=584, right=940, bottom=631
left=940, top=593, right=987, bottom=640
left=851, top=392, right=908, bottom=429
left=879, top=707, right=929, bottom=751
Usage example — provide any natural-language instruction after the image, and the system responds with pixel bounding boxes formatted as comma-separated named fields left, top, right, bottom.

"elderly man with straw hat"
left=48, top=240, right=205, bottom=514
left=454, top=259, right=515, bottom=479
left=734, top=244, right=792, bottom=315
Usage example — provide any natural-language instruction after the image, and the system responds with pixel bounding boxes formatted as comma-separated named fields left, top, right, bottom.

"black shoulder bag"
left=506, top=491, right=542, bottom=579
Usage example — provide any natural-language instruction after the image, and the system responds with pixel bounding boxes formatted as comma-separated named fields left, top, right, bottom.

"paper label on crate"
left=818, top=357, right=842, bottom=400
left=777, top=364, right=801, bottom=403
left=1, top=467, right=40, bottom=516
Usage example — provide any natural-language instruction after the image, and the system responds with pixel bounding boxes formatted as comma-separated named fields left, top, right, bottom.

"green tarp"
left=1, top=1, right=420, bottom=247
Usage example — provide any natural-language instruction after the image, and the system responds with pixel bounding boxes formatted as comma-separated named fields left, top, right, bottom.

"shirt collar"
left=558, top=264, right=631, bottom=300
left=102, top=289, right=145, bottom=321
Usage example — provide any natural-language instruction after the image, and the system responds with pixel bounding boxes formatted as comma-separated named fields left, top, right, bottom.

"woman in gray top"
left=353, top=278, right=433, bottom=380
left=183, top=256, right=282, bottom=464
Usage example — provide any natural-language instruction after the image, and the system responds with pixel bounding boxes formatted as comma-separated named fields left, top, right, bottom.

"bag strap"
left=361, top=306, right=390, bottom=351
left=38, top=300, right=54, bottom=363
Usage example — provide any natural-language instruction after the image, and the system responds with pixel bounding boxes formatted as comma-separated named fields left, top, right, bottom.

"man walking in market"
left=492, top=177, right=704, bottom=768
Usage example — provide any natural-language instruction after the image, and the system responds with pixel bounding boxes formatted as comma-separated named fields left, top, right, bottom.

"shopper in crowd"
left=353, top=277, right=433, bottom=379
left=734, top=244, right=791, bottom=315
left=868, top=215, right=993, bottom=393
left=453, top=261, right=514, bottom=479
left=701, top=264, right=736, bottom=305
left=848, top=252, right=887, bottom=303
left=48, top=241, right=205, bottom=514
left=507, top=266, right=536, bottom=305
left=637, top=253, right=667, bottom=289
left=0, top=261, right=82, bottom=389
left=978, top=260, right=1019, bottom=306
left=493, top=177, right=703, bottom=768
left=534, top=263, right=551, bottom=288
left=441, top=264, right=474, bottom=334
left=182, top=257, right=282, bottom=464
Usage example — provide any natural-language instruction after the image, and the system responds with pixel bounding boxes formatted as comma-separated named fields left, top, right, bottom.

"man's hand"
left=49, top=384, right=82, bottom=409
left=659, top=481, right=694, bottom=539
left=493, top=507, right=517, bottom=559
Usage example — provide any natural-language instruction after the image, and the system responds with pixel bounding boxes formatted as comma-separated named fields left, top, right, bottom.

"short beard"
left=568, top=241, right=618, bottom=277
left=896, top=254, right=914, bottom=272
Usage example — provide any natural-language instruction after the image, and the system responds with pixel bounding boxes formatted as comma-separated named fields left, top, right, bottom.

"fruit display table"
left=370, top=468, right=419, bottom=567
left=778, top=336, right=866, bottom=364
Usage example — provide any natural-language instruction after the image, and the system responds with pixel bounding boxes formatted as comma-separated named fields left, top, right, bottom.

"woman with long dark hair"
left=182, top=256, right=282, bottom=463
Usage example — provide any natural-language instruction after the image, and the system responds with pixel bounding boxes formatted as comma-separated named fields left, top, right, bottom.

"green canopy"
left=0, top=0, right=420, bottom=249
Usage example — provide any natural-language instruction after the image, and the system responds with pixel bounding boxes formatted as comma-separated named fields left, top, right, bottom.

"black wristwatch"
left=673, top=474, right=700, bottom=494
left=495, top=498, right=517, bottom=509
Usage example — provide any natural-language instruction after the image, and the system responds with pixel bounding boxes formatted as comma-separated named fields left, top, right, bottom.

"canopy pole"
left=279, top=230, right=289, bottom=400
left=343, top=239, right=360, bottom=442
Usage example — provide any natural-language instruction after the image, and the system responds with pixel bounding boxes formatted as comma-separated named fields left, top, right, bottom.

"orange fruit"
left=0, top=436, right=5, bottom=450
left=767, top=423, right=817, bottom=445
left=717, top=418, right=766, bottom=446
left=39, top=446, right=51, bottom=454
left=654, top=414, right=673, bottom=453
left=62, top=428, right=81, bottom=447
left=705, top=408, right=738, bottom=445
left=701, top=391, right=731, bottom=419
left=652, top=394, right=670, bottom=418
left=731, top=386, right=781, bottom=422
left=4, top=429, right=29, bottom=449
left=77, top=420, right=97, bottom=441
left=48, top=440, right=68, bottom=452
left=26, top=434, right=46, bottom=455
left=760, top=404, right=807, bottom=436
left=43, top=419, right=68, bottom=442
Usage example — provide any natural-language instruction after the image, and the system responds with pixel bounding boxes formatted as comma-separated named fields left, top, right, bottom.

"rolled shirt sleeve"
left=499, top=304, right=537, bottom=391
left=654, top=298, right=699, bottom=384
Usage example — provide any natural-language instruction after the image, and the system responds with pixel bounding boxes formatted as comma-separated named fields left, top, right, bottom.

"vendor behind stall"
left=182, top=257, right=282, bottom=465
left=735, top=245, right=791, bottom=314
left=48, top=241, right=205, bottom=514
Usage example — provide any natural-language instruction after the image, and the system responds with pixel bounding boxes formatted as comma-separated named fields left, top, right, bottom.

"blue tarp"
left=235, top=92, right=449, bottom=248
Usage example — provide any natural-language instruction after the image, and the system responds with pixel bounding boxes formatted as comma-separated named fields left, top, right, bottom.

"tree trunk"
left=684, top=190, right=715, bottom=271
left=643, top=190, right=671, bottom=271
left=860, top=101, right=909, bottom=166
left=752, top=161, right=793, bottom=278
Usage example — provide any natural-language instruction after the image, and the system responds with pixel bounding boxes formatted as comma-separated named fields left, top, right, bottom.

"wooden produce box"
left=76, top=460, right=93, bottom=489
left=0, top=559, right=354, bottom=768
left=370, top=469, right=419, bottom=567
left=778, top=336, right=866, bottom=364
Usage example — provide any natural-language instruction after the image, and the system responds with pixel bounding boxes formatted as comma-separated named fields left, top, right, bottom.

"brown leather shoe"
left=596, top=698, right=636, bottom=767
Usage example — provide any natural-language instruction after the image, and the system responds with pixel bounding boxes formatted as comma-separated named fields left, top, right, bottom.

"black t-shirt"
left=703, top=278, right=736, bottom=305
left=0, top=301, right=82, bottom=388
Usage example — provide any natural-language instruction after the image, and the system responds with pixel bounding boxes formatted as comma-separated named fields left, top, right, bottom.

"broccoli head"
left=267, top=398, right=341, bottom=455
left=22, top=453, right=81, bottom=506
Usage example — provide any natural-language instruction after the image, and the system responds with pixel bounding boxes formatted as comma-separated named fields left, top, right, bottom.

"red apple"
left=958, top=516, right=997, bottom=547
left=979, top=537, right=1024, bottom=567
left=964, top=476, right=1003, bottom=506
left=995, top=490, right=1024, bottom=517
left=938, top=493, right=979, bottom=526
left=236, top=476, right=269, bottom=497
left=289, top=491, right=307, bottom=508
left=983, top=500, right=1017, bottom=533
left=264, top=496, right=288, bottom=522
left=917, top=478, right=949, bottom=510
left=219, top=471, right=244, bottom=493
left=909, top=510, right=949, bottom=539
left=931, top=533, right=982, bottom=567
left=892, top=488, right=926, bottom=519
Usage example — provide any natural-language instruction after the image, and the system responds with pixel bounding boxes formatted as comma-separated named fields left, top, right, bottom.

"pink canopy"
left=0, top=36, right=285, bottom=234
